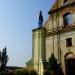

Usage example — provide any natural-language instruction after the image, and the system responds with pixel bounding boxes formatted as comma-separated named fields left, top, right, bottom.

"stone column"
left=32, top=28, right=47, bottom=75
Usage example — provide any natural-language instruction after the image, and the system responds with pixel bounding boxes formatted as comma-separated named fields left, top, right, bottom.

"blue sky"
left=0, top=0, right=55, bottom=67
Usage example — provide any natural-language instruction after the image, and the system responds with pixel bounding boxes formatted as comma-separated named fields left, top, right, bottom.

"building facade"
left=27, top=0, right=75, bottom=75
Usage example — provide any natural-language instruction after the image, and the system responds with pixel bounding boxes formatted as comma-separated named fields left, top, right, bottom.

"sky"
left=0, top=0, right=55, bottom=67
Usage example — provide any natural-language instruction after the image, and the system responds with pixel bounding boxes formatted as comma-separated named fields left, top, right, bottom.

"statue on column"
left=38, top=11, right=43, bottom=28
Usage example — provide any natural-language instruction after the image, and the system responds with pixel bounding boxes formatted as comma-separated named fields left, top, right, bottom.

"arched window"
left=63, top=0, right=68, bottom=4
left=63, top=12, right=72, bottom=27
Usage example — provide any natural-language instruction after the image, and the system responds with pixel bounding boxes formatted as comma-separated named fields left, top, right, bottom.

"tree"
left=0, top=51, right=2, bottom=71
left=48, top=53, right=57, bottom=71
left=0, top=51, right=1, bottom=61
left=1, top=47, right=9, bottom=71
left=48, top=53, right=64, bottom=75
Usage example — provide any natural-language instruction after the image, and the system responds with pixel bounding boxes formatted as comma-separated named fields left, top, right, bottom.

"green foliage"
left=0, top=71, right=8, bottom=75
left=0, top=68, right=38, bottom=75
left=15, top=70, right=23, bottom=75
left=7, top=71, right=15, bottom=75
left=48, top=53, right=64, bottom=75
left=0, top=47, right=9, bottom=71
left=0, top=51, right=1, bottom=61
left=44, top=70, right=51, bottom=75
left=48, top=53, right=57, bottom=71
left=30, top=69, right=37, bottom=75
left=15, top=68, right=29, bottom=75
left=23, top=69, right=29, bottom=75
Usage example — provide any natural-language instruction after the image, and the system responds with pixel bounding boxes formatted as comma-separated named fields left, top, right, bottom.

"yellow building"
left=27, top=0, right=75, bottom=75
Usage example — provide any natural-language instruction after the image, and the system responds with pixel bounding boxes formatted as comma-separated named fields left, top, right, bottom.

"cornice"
left=48, top=2, right=75, bottom=14
left=46, top=24, right=75, bottom=36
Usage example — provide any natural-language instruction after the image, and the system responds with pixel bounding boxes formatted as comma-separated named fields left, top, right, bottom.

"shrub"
left=44, top=70, right=51, bottom=75
left=30, top=69, right=37, bottom=75
left=0, top=68, right=38, bottom=75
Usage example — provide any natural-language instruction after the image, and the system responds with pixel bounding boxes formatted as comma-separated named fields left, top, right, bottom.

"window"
left=63, top=12, right=72, bottom=27
left=63, top=0, right=68, bottom=4
left=66, top=38, right=72, bottom=47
